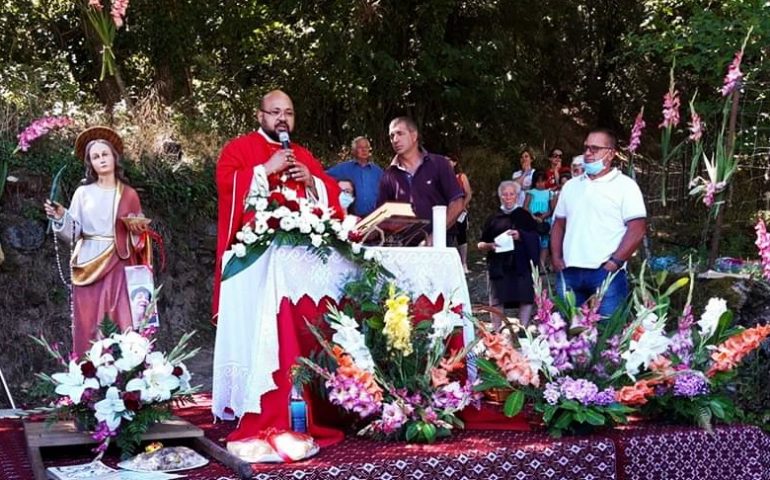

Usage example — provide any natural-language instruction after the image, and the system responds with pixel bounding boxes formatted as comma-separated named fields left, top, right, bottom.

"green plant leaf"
left=222, top=243, right=269, bottom=281
left=583, top=409, right=606, bottom=426
left=503, top=390, right=525, bottom=417
left=542, top=404, right=557, bottom=423
left=662, top=276, right=689, bottom=298
left=405, top=422, right=419, bottom=441
left=554, top=411, right=574, bottom=429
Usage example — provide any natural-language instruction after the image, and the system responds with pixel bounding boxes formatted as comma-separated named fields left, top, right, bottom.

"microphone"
left=278, top=131, right=291, bottom=150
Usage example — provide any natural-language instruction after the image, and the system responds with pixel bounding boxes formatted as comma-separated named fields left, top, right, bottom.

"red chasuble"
left=213, top=131, right=342, bottom=321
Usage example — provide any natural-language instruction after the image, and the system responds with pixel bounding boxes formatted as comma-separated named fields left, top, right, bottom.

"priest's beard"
left=262, top=122, right=292, bottom=143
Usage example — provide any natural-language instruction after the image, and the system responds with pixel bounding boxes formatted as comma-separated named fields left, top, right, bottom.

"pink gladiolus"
left=659, top=90, right=680, bottom=129
left=88, top=0, right=103, bottom=10
left=721, top=51, right=743, bottom=97
left=16, top=116, right=73, bottom=153
left=703, top=182, right=716, bottom=207
left=755, top=219, right=770, bottom=281
left=111, top=0, right=129, bottom=28
left=688, top=111, right=703, bottom=142
left=628, top=108, right=645, bottom=154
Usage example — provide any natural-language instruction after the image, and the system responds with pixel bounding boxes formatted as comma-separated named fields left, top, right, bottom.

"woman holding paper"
left=43, top=126, right=149, bottom=357
left=477, top=180, right=539, bottom=328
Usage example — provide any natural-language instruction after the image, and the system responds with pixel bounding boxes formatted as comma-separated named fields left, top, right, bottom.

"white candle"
left=432, top=205, right=447, bottom=248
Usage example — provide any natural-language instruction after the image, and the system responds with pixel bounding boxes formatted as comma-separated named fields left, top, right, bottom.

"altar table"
left=212, top=246, right=473, bottom=423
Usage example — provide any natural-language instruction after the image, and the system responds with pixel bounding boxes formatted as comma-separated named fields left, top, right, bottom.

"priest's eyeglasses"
left=260, top=109, right=295, bottom=119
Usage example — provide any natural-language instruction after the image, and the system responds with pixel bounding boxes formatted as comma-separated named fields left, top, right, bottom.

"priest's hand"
left=264, top=149, right=296, bottom=175
left=288, top=162, right=313, bottom=186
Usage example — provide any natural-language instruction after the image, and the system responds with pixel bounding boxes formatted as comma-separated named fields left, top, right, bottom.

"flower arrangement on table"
left=609, top=266, right=770, bottom=430
left=474, top=265, right=770, bottom=437
left=222, top=168, right=376, bottom=281
left=32, top=319, right=200, bottom=458
left=295, top=285, right=480, bottom=443
left=475, top=270, right=636, bottom=437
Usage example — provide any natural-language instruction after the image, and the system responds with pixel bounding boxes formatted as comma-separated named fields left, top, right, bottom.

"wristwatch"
left=608, top=256, right=624, bottom=267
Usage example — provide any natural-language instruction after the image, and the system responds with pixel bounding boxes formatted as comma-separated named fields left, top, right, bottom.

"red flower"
left=267, top=217, right=281, bottom=230
left=268, top=191, right=286, bottom=206
left=312, top=207, right=324, bottom=218
left=450, top=303, right=464, bottom=315
left=348, top=230, right=363, bottom=243
left=267, top=174, right=282, bottom=190
left=122, top=391, right=141, bottom=411
left=80, top=361, right=97, bottom=378
left=411, top=294, right=445, bottom=323
left=285, top=200, right=300, bottom=212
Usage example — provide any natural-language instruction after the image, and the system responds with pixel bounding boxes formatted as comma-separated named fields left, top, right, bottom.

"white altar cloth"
left=212, top=245, right=473, bottom=419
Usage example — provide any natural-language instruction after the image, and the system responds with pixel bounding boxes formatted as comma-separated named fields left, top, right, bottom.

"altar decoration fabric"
left=212, top=246, right=473, bottom=424
left=2, top=395, right=769, bottom=480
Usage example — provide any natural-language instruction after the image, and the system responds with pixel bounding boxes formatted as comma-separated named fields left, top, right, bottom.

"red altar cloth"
left=225, top=296, right=344, bottom=448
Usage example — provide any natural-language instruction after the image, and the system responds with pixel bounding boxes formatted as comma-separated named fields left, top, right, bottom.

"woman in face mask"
left=337, top=179, right=357, bottom=217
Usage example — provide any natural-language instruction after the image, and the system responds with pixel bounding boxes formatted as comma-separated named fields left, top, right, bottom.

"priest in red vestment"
left=214, top=90, right=343, bottom=320
left=213, top=90, right=344, bottom=452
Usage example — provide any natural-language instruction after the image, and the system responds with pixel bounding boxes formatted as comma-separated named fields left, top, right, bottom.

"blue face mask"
left=584, top=159, right=605, bottom=176
left=339, top=192, right=355, bottom=209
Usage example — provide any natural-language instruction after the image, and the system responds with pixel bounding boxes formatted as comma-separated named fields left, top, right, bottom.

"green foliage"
left=115, top=404, right=174, bottom=459
left=536, top=400, right=634, bottom=438
left=99, top=315, right=120, bottom=338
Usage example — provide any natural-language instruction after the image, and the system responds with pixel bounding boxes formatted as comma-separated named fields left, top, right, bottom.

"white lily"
left=94, top=386, right=132, bottom=431
left=622, top=327, right=671, bottom=378
left=429, top=309, right=461, bottom=347
left=697, top=297, right=728, bottom=340
left=127, top=352, right=180, bottom=402
left=52, top=360, right=100, bottom=404
left=113, top=331, right=151, bottom=372
left=520, top=334, right=557, bottom=376
left=87, top=340, right=118, bottom=386
left=174, top=363, right=192, bottom=391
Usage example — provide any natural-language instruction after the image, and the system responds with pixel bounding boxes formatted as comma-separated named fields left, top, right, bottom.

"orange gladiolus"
left=616, top=380, right=655, bottom=406
left=708, top=324, right=770, bottom=376
left=431, top=367, right=450, bottom=388
left=331, top=345, right=384, bottom=402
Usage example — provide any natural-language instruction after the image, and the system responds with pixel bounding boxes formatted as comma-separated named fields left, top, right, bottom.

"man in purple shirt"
left=377, top=116, right=465, bottom=244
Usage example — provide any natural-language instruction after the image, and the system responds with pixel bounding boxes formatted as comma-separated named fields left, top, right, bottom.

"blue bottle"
left=289, top=385, right=308, bottom=433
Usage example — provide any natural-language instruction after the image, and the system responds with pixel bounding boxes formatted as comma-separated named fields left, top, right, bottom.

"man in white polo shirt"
left=550, top=128, right=646, bottom=317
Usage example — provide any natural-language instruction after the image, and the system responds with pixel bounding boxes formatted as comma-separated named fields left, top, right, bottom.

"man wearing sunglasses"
left=550, top=128, right=646, bottom=318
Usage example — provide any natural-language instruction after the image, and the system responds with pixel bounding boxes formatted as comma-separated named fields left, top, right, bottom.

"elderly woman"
left=44, top=126, right=149, bottom=356
left=477, top=180, right=540, bottom=328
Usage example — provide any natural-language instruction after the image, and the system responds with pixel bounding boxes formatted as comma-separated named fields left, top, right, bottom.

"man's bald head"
left=260, top=90, right=293, bottom=111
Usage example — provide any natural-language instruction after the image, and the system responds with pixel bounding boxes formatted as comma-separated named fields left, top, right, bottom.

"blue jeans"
left=555, top=267, right=628, bottom=318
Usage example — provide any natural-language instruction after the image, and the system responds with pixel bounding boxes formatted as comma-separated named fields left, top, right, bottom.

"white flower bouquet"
left=32, top=321, right=200, bottom=458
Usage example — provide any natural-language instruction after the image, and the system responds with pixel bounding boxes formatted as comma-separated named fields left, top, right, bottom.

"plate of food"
left=120, top=215, right=152, bottom=229
left=117, top=446, right=209, bottom=472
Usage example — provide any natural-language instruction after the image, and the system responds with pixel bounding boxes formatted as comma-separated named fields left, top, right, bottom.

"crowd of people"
left=43, top=89, right=645, bottom=360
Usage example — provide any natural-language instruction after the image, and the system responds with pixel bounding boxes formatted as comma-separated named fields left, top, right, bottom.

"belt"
left=82, top=234, right=114, bottom=241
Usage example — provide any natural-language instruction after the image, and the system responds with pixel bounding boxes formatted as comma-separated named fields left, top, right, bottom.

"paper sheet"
left=494, top=231, right=514, bottom=253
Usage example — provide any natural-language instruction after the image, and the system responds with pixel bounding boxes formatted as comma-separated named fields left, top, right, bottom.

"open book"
left=355, top=202, right=428, bottom=245
left=47, top=461, right=184, bottom=480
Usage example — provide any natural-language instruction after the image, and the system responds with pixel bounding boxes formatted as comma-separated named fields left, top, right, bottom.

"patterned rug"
left=2, top=395, right=769, bottom=480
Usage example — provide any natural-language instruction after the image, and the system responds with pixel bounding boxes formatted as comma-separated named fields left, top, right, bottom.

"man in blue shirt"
left=326, top=136, right=383, bottom=217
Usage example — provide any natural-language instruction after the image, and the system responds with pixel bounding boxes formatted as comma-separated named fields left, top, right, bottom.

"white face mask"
left=339, top=192, right=355, bottom=209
